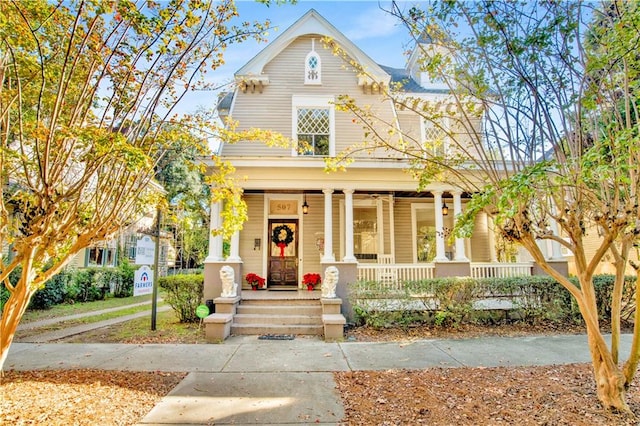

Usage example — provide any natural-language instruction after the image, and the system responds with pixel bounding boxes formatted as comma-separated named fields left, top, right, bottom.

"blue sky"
left=231, top=0, right=418, bottom=70
left=181, top=1, right=425, bottom=114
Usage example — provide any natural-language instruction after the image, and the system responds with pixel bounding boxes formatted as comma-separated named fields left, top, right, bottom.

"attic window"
left=305, top=39, right=321, bottom=85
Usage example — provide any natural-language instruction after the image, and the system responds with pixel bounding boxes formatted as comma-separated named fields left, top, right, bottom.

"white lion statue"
left=220, top=265, right=238, bottom=298
left=322, top=266, right=339, bottom=298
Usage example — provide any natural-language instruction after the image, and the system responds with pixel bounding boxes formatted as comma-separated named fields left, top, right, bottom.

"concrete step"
left=240, top=298, right=320, bottom=307
left=231, top=323, right=324, bottom=336
left=233, top=313, right=323, bottom=326
left=230, top=295, right=324, bottom=336
left=236, top=305, right=322, bottom=316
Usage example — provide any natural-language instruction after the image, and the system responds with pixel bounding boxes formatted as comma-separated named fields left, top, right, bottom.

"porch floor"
left=239, top=289, right=321, bottom=301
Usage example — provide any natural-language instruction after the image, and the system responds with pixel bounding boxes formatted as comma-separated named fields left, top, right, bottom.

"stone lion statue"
left=220, top=265, right=238, bottom=298
left=322, top=266, right=339, bottom=298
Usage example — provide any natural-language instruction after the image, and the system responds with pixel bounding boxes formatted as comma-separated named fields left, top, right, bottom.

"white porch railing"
left=470, top=262, right=533, bottom=279
left=357, top=263, right=436, bottom=290
left=357, top=262, right=533, bottom=287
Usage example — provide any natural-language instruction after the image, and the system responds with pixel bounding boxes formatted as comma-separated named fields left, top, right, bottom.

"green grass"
left=20, top=294, right=155, bottom=323
left=16, top=304, right=166, bottom=339
left=62, top=310, right=207, bottom=344
left=14, top=292, right=205, bottom=344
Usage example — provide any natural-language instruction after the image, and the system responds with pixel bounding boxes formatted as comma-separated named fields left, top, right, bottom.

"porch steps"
left=231, top=296, right=324, bottom=336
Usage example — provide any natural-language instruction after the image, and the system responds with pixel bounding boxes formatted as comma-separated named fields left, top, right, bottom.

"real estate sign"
left=135, top=236, right=155, bottom=265
left=134, top=265, right=154, bottom=296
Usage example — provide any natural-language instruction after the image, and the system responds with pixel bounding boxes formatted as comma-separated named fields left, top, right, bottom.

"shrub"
left=0, top=281, right=8, bottom=313
left=66, top=268, right=105, bottom=302
left=349, top=274, right=631, bottom=329
left=158, top=273, right=204, bottom=323
left=98, top=260, right=136, bottom=298
left=29, top=269, right=70, bottom=310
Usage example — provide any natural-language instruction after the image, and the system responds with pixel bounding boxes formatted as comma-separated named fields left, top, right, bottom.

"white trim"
left=236, top=10, right=389, bottom=85
left=422, top=116, right=450, bottom=156
left=263, top=193, right=306, bottom=284
left=411, top=203, right=432, bottom=263
left=292, top=95, right=335, bottom=157
left=304, top=38, right=322, bottom=85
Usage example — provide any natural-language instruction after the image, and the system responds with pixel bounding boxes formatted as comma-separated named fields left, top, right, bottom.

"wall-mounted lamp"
left=442, top=201, right=449, bottom=216
left=302, top=194, right=309, bottom=215
left=253, top=238, right=261, bottom=251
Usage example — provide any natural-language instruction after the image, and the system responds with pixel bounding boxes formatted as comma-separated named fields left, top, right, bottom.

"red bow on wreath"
left=277, top=242, right=287, bottom=258
left=272, top=224, right=294, bottom=259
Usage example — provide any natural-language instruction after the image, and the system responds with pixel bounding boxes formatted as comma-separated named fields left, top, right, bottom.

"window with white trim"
left=413, top=205, right=436, bottom=262
left=305, top=39, right=321, bottom=85
left=292, top=95, right=335, bottom=157
left=297, top=108, right=329, bottom=155
left=305, top=52, right=321, bottom=84
left=422, top=118, right=448, bottom=157
left=354, top=206, right=379, bottom=259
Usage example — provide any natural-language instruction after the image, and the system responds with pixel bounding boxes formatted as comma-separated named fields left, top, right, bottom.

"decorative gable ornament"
left=305, top=39, right=321, bottom=85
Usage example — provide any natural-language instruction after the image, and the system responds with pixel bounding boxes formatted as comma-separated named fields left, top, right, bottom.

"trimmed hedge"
left=158, top=273, right=204, bottom=323
left=350, top=274, right=635, bottom=329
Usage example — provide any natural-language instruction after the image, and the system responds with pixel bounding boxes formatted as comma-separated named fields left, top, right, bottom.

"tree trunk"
left=0, top=283, right=33, bottom=372
left=586, top=321, right=630, bottom=412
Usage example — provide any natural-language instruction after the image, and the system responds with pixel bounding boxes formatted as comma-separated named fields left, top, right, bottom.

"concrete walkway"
left=5, top=333, right=631, bottom=425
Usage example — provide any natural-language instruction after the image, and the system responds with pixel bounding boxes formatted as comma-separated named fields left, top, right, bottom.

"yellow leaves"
left=219, top=117, right=292, bottom=149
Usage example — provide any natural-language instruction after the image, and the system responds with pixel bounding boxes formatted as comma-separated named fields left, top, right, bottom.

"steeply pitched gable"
left=236, top=9, right=390, bottom=89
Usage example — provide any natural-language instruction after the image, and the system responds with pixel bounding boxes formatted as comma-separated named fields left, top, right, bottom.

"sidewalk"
left=5, top=333, right=631, bottom=425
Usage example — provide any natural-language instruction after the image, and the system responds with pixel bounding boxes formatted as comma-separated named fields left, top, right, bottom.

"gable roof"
left=236, top=9, right=390, bottom=85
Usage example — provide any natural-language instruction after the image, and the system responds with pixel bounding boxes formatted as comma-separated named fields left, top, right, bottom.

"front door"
left=268, top=220, right=298, bottom=288
left=267, top=219, right=298, bottom=289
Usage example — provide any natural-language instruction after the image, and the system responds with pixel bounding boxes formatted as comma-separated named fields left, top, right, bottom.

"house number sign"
left=269, top=200, right=298, bottom=215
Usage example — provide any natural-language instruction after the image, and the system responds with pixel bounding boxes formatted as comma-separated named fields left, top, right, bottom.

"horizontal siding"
left=394, top=199, right=414, bottom=263
left=301, top=194, right=323, bottom=275
left=239, top=194, right=266, bottom=278
left=222, top=35, right=400, bottom=159
left=470, top=212, right=491, bottom=262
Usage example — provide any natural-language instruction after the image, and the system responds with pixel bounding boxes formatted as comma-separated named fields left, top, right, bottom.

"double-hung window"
left=297, top=108, right=330, bottom=155
left=292, top=95, right=335, bottom=157
left=422, top=118, right=448, bottom=157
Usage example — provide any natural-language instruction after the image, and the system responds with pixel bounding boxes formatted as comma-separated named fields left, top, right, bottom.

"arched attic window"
left=305, top=39, right=321, bottom=85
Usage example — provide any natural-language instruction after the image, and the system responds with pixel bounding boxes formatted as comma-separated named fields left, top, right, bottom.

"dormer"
left=406, top=30, right=449, bottom=92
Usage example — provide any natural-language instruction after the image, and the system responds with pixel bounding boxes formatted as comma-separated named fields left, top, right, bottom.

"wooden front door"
left=268, top=220, right=298, bottom=287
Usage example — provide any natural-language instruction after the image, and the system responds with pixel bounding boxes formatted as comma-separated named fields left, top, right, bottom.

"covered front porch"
left=204, top=190, right=565, bottom=296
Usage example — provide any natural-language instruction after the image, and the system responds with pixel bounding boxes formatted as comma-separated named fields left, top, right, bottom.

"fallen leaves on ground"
left=1, top=369, right=185, bottom=426
left=335, top=364, right=640, bottom=425
left=5, top=322, right=640, bottom=425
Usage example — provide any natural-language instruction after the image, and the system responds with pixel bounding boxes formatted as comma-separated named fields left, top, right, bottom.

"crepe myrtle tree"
left=0, top=0, right=292, bottom=370
left=327, top=0, right=640, bottom=412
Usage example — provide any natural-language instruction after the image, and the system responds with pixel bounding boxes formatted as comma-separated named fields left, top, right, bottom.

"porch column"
left=227, top=230, right=241, bottom=261
left=322, top=189, right=335, bottom=262
left=205, top=198, right=224, bottom=262
left=433, top=191, right=448, bottom=262
left=388, top=194, right=395, bottom=259
left=452, top=191, right=469, bottom=261
left=343, top=189, right=356, bottom=262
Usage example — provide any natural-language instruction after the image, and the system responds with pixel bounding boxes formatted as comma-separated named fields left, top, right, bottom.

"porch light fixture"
left=442, top=201, right=449, bottom=216
left=302, top=194, right=309, bottom=214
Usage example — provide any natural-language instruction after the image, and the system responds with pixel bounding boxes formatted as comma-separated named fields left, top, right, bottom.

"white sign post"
left=135, top=236, right=155, bottom=265
left=133, top=265, right=154, bottom=296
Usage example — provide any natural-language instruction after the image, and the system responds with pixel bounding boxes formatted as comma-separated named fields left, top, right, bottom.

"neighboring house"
left=202, top=10, right=569, bottom=306
left=68, top=211, right=174, bottom=276
left=66, top=181, right=175, bottom=275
